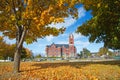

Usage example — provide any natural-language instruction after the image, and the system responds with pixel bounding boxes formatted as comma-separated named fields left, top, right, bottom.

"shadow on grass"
left=20, top=60, right=120, bottom=73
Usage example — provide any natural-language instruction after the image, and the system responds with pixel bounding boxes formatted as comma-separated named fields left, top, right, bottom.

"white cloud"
left=58, top=33, right=85, bottom=40
left=38, top=44, right=45, bottom=47
left=49, top=16, right=76, bottom=28
left=49, top=6, right=86, bottom=28
left=45, top=35, right=54, bottom=42
left=75, top=40, right=90, bottom=47
left=78, top=7, right=86, bottom=18
left=73, top=33, right=84, bottom=40
left=4, top=37, right=16, bottom=44
left=58, top=33, right=68, bottom=38
left=56, top=41, right=68, bottom=44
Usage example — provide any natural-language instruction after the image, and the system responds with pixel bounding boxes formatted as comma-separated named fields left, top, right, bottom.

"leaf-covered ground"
left=0, top=60, right=120, bottom=80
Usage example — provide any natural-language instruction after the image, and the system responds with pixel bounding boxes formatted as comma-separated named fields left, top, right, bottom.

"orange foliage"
left=0, top=61, right=120, bottom=80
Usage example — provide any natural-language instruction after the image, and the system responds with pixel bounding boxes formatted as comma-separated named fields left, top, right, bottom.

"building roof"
left=55, top=44, right=69, bottom=48
left=47, top=43, right=69, bottom=48
left=47, top=43, right=76, bottom=48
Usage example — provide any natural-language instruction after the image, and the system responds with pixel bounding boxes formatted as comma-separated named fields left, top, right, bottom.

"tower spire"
left=69, top=34, right=74, bottom=45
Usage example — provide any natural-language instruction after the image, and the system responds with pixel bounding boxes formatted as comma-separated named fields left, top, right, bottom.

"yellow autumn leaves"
left=1, top=0, right=78, bottom=35
left=0, top=61, right=120, bottom=80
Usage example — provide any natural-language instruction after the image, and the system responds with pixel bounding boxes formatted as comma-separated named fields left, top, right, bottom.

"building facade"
left=46, top=34, right=77, bottom=58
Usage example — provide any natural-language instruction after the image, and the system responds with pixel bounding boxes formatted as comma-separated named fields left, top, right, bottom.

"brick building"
left=46, top=34, right=77, bottom=58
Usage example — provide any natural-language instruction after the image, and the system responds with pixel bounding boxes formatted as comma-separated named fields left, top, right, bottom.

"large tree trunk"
left=13, top=45, right=22, bottom=73
left=13, top=26, right=27, bottom=73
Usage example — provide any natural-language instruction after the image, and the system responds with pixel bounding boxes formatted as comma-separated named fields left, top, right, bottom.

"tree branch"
left=17, top=27, right=27, bottom=49
left=12, top=0, right=16, bottom=15
left=5, top=0, right=10, bottom=4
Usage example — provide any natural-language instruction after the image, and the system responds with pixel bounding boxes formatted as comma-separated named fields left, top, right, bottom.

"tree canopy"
left=77, top=0, right=120, bottom=49
left=0, top=0, right=80, bottom=43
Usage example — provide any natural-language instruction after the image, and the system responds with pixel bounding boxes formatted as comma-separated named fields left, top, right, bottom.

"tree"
left=0, top=36, right=7, bottom=59
left=0, top=38, right=32, bottom=60
left=22, top=48, right=33, bottom=59
left=21, top=47, right=27, bottom=59
left=0, top=37, right=15, bottom=59
left=21, top=48, right=33, bottom=61
left=76, top=53, right=82, bottom=58
left=0, top=36, right=32, bottom=60
left=7, top=44, right=16, bottom=59
left=77, top=0, right=120, bottom=49
left=81, top=48, right=91, bottom=58
left=98, top=47, right=108, bottom=56
left=25, top=48, right=32, bottom=58
left=0, top=0, right=80, bottom=73
left=35, top=54, right=42, bottom=58
left=98, top=47, right=114, bottom=56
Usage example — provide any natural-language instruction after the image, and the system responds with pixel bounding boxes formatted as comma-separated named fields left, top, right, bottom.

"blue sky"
left=2, top=5, right=104, bottom=56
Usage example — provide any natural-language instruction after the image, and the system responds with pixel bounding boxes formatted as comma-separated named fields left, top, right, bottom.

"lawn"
left=0, top=60, right=120, bottom=80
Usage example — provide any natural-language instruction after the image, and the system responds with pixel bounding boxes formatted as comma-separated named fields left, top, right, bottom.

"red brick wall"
left=46, top=45, right=76, bottom=57
left=47, top=45, right=61, bottom=57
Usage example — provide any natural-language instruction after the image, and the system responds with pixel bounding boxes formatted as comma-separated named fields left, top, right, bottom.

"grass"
left=0, top=60, right=120, bottom=80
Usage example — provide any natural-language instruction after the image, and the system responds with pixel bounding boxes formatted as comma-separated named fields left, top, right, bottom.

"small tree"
left=35, top=54, right=42, bottom=58
left=0, top=36, right=15, bottom=60
left=81, top=48, right=91, bottom=58
left=98, top=47, right=114, bottom=57
left=98, top=47, right=108, bottom=56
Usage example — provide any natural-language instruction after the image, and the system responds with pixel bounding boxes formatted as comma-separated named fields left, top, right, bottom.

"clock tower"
left=69, top=34, right=75, bottom=57
left=69, top=34, right=74, bottom=45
